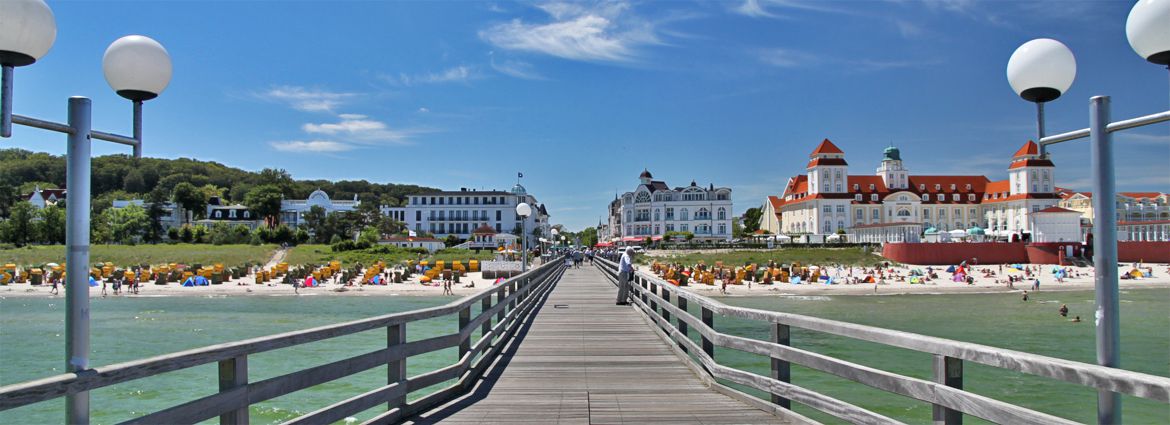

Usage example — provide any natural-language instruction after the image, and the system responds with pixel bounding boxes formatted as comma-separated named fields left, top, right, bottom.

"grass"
left=0, top=244, right=279, bottom=268
left=644, top=247, right=889, bottom=267
left=284, top=244, right=496, bottom=267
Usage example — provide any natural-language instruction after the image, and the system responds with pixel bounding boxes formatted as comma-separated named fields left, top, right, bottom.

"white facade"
left=608, top=170, right=733, bottom=242
left=379, top=237, right=445, bottom=253
left=775, top=139, right=1062, bottom=243
left=280, top=189, right=360, bottom=228
left=384, top=184, right=550, bottom=249
left=1029, top=208, right=1082, bottom=243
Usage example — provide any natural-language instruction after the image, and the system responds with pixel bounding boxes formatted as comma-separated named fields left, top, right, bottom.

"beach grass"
left=645, top=247, right=889, bottom=267
left=0, top=244, right=279, bottom=267
left=285, top=244, right=496, bottom=267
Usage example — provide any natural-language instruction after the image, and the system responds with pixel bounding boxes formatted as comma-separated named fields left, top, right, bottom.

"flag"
left=518, top=172, right=523, bottom=178
left=408, top=230, right=417, bottom=237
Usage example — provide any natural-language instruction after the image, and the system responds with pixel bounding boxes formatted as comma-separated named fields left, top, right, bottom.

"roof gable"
left=809, top=138, right=844, bottom=157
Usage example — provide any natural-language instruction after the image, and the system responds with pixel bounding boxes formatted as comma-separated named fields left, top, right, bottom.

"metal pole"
left=1089, top=95, right=1120, bottom=425
left=521, top=217, right=528, bottom=272
left=1037, top=101, right=1047, bottom=157
left=65, top=96, right=92, bottom=425
left=132, top=100, right=143, bottom=158
left=1, top=65, right=12, bottom=138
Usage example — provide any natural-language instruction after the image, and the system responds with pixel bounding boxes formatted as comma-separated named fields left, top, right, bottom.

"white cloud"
left=758, top=48, right=821, bottom=68
left=269, top=140, right=354, bottom=153
left=302, top=114, right=412, bottom=144
left=730, top=0, right=856, bottom=19
left=256, top=86, right=357, bottom=113
left=757, top=48, right=938, bottom=71
left=418, top=107, right=430, bottom=113
left=387, top=65, right=480, bottom=86
left=732, top=0, right=779, bottom=18
left=479, top=1, right=661, bottom=63
left=489, top=54, right=546, bottom=80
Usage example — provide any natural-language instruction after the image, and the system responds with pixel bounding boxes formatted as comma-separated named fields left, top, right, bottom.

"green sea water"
left=0, top=289, right=1167, bottom=424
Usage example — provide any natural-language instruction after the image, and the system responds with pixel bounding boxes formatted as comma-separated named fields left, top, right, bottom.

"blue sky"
left=7, top=0, right=1168, bottom=231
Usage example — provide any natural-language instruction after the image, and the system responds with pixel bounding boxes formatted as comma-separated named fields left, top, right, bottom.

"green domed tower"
left=876, top=145, right=908, bottom=189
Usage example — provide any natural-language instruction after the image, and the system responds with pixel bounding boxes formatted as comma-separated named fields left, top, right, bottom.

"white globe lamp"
left=103, top=35, right=172, bottom=101
left=1127, top=0, right=1170, bottom=65
left=0, top=0, right=56, bottom=67
left=515, top=202, right=531, bottom=217
left=1007, top=38, right=1077, bottom=103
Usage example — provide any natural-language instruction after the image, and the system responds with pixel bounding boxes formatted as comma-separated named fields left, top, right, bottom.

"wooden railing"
left=0, top=258, right=565, bottom=425
left=595, top=257, right=1170, bottom=424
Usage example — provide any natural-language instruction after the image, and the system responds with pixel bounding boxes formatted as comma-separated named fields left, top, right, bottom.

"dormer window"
left=923, top=194, right=930, bottom=201
left=950, top=184, right=956, bottom=191
left=869, top=184, right=875, bottom=190
left=853, top=184, right=859, bottom=190
left=952, top=194, right=960, bottom=201
left=855, top=194, right=862, bottom=201
left=965, top=184, right=972, bottom=190
left=935, top=184, right=941, bottom=191
left=968, top=194, right=975, bottom=201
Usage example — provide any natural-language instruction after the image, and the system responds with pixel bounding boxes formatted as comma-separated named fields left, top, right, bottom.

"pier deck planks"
left=407, top=266, right=788, bottom=424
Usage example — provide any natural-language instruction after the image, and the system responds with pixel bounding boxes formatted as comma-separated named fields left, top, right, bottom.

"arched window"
left=897, top=209, right=911, bottom=217
left=835, top=183, right=842, bottom=192
left=680, top=208, right=689, bottom=221
left=837, top=221, right=844, bottom=231
left=625, top=210, right=631, bottom=222
left=823, top=222, right=832, bottom=233
left=698, top=208, right=709, bottom=219
left=717, top=208, right=726, bottom=220
left=654, top=209, right=660, bottom=221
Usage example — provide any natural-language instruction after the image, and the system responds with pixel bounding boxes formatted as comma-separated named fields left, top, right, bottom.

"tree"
left=742, top=207, right=762, bottom=234
left=578, top=227, right=598, bottom=247
left=1, top=202, right=36, bottom=246
left=104, top=204, right=149, bottom=244
left=122, top=169, right=146, bottom=193
left=244, top=185, right=284, bottom=227
left=360, top=226, right=381, bottom=245
left=302, top=205, right=328, bottom=243
left=732, top=217, right=744, bottom=238
left=36, top=205, right=65, bottom=244
left=172, top=182, right=206, bottom=223
left=144, top=188, right=169, bottom=243
left=444, top=234, right=461, bottom=247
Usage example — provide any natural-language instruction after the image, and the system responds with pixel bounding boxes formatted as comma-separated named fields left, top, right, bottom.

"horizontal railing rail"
left=595, top=256, right=1170, bottom=424
left=0, top=257, right=566, bottom=424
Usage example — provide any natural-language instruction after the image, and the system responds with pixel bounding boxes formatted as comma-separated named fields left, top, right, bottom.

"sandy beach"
left=3, top=262, right=1168, bottom=299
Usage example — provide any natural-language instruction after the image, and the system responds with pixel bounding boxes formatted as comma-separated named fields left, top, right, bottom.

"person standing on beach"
left=51, top=279, right=59, bottom=295
left=101, top=280, right=108, bottom=297
left=1032, top=277, right=1040, bottom=291
left=616, top=247, right=634, bottom=305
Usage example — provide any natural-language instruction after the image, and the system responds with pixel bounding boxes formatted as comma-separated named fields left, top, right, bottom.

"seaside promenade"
left=407, top=266, right=789, bottom=424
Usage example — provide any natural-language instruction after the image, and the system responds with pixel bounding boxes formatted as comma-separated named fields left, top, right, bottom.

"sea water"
left=1, top=289, right=1167, bottom=424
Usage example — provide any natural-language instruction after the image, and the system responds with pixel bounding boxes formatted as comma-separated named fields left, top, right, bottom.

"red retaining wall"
left=1118, top=242, right=1170, bottom=263
left=884, top=241, right=1170, bottom=265
left=882, top=242, right=1027, bottom=265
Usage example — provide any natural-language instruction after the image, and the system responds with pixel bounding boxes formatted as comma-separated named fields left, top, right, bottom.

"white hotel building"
left=384, top=184, right=550, bottom=248
left=605, top=170, right=733, bottom=243
left=774, top=139, right=1064, bottom=243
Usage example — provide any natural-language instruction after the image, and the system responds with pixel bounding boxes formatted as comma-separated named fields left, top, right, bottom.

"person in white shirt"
left=616, top=247, right=635, bottom=305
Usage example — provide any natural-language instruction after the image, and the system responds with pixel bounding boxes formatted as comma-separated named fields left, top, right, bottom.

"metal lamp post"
left=516, top=202, right=531, bottom=272
left=0, top=1, right=172, bottom=424
left=1007, top=2, right=1169, bottom=423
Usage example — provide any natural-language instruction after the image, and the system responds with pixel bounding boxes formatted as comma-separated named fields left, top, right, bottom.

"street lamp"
left=1007, top=3, right=1170, bottom=422
left=516, top=202, right=531, bottom=272
left=0, top=1, right=172, bottom=423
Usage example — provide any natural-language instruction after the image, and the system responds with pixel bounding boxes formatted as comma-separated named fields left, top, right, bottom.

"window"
left=214, top=210, right=222, bottom=218
left=680, top=208, right=689, bottom=221
left=717, top=208, right=726, bottom=220
left=871, top=194, right=878, bottom=201
left=654, top=209, right=661, bottom=221
left=824, top=222, right=832, bottom=233
left=935, top=184, right=941, bottom=190
left=834, top=205, right=844, bottom=213
left=853, top=184, right=859, bottom=190
left=855, top=209, right=863, bottom=219
left=968, top=194, right=975, bottom=201
left=897, top=209, right=911, bottom=217
left=952, top=194, right=959, bottom=201
left=681, top=224, right=689, bottom=232
left=416, top=211, right=422, bottom=221
left=1032, top=206, right=1040, bottom=213
left=872, top=209, right=879, bottom=219
left=923, top=194, right=930, bottom=201
left=950, top=184, right=956, bottom=190
left=837, top=221, right=845, bottom=231
left=855, top=194, right=862, bottom=201
left=965, top=184, right=972, bottom=190
left=243, top=211, right=250, bottom=219
left=835, top=183, right=842, bottom=192
left=919, top=184, right=926, bottom=191
left=229, top=209, right=237, bottom=218
left=939, top=209, right=947, bottom=217
left=869, top=184, right=875, bottom=190
left=718, top=224, right=726, bottom=234
left=954, top=208, right=961, bottom=217
left=823, top=205, right=832, bottom=213
left=923, top=209, right=931, bottom=219
left=666, top=208, right=674, bottom=220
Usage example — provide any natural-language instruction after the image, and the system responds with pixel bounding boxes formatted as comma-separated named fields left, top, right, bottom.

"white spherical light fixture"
left=1127, top=0, right=1170, bottom=65
left=0, top=0, right=57, bottom=66
left=516, top=202, right=532, bottom=217
left=1007, top=38, right=1077, bottom=103
left=102, top=35, right=172, bottom=101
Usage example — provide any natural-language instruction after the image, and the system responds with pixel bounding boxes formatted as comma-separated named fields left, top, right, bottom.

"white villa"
left=604, top=170, right=733, bottom=243
left=280, top=189, right=360, bottom=228
left=384, top=184, right=551, bottom=249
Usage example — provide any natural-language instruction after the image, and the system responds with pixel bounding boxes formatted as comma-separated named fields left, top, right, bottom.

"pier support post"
left=496, top=286, right=506, bottom=327
left=661, top=289, right=671, bottom=326
left=481, top=296, right=492, bottom=338
left=218, top=355, right=248, bottom=425
left=932, top=355, right=963, bottom=425
left=677, top=297, right=689, bottom=353
left=387, top=324, right=406, bottom=410
left=771, top=323, right=791, bottom=409
left=459, top=306, right=471, bottom=358
left=701, top=306, right=715, bottom=361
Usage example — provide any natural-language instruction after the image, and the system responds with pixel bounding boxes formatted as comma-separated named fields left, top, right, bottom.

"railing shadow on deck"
left=0, top=257, right=567, bottom=425
left=593, top=256, right=1170, bottom=425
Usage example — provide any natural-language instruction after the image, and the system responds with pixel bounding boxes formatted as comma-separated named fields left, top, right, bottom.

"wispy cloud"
left=387, top=65, right=480, bottom=86
left=302, top=114, right=413, bottom=144
left=269, top=140, right=354, bottom=153
left=732, top=0, right=779, bottom=18
left=489, top=52, right=546, bottom=80
left=479, top=1, right=661, bottom=63
left=255, top=85, right=357, bottom=113
left=730, top=0, right=857, bottom=19
left=757, top=48, right=938, bottom=71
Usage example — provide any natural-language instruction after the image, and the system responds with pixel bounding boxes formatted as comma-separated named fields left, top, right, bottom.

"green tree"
left=741, top=207, right=762, bottom=234
left=122, top=169, right=146, bottom=193
left=443, top=234, right=461, bottom=247
left=578, top=227, right=598, bottom=247
left=360, top=226, right=381, bottom=245
left=36, top=205, right=65, bottom=244
left=172, top=182, right=206, bottom=223
left=104, top=204, right=149, bottom=244
left=144, top=188, right=169, bottom=243
left=2, top=202, right=36, bottom=246
left=244, top=185, right=284, bottom=228
left=302, top=205, right=328, bottom=242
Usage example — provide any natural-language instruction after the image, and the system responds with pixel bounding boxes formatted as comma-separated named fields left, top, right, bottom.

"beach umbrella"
left=946, top=265, right=956, bottom=273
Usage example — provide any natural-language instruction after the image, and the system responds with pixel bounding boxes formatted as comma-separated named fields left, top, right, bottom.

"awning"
left=651, top=236, right=663, bottom=241
left=621, top=236, right=642, bottom=242
left=595, top=242, right=613, bottom=247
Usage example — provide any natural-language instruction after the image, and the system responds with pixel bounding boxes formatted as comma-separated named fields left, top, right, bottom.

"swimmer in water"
left=1071, top=316, right=1081, bottom=323
left=1021, top=290, right=1029, bottom=301
left=1059, top=304, right=1069, bottom=317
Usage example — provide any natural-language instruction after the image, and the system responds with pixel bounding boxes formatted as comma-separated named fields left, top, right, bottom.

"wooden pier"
left=407, top=266, right=789, bottom=424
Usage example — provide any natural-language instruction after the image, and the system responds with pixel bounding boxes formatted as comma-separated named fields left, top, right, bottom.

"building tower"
left=806, top=139, right=848, bottom=194
left=639, top=169, right=653, bottom=185
left=876, top=145, right=909, bottom=190
left=1008, top=140, right=1055, bottom=196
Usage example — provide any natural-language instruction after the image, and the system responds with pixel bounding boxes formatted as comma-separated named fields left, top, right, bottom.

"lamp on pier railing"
left=1006, top=1, right=1169, bottom=424
left=0, top=1, right=172, bottom=424
left=516, top=202, right=532, bottom=272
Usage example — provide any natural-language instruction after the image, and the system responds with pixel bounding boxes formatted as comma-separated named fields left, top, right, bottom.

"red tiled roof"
left=1033, top=206, right=1080, bottom=214
left=1120, top=192, right=1165, bottom=199
left=1008, top=159, right=1055, bottom=169
left=1012, top=140, right=1039, bottom=158
left=806, top=157, right=848, bottom=168
left=809, top=138, right=844, bottom=157
left=472, top=224, right=496, bottom=234
left=767, top=196, right=783, bottom=210
left=983, top=193, right=1061, bottom=204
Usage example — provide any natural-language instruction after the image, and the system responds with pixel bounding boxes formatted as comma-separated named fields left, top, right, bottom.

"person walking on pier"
left=616, top=247, right=634, bottom=305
